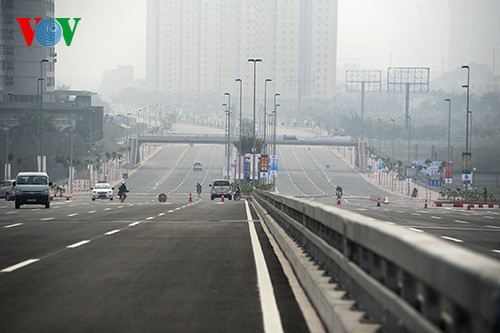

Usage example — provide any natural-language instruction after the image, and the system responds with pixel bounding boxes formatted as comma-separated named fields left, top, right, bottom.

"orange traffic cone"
left=188, top=193, right=192, bottom=203
left=377, top=197, right=381, bottom=207
left=424, top=199, right=428, bottom=209
left=221, top=195, right=225, bottom=202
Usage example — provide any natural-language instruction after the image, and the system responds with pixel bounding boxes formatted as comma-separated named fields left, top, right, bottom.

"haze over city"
left=56, top=0, right=450, bottom=90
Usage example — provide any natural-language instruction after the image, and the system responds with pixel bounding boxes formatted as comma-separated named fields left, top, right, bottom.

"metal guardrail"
left=253, top=190, right=500, bottom=333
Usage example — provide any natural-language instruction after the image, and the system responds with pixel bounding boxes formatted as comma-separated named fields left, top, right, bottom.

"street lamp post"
left=263, top=78, right=272, bottom=153
left=222, top=103, right=228, bottom=179
left=89, top=110, right=96, bottom=187
left=377, top=118, right=382, bottom=153
left=461, top=65, right=470, bottom=153
left=367, top=116, right=372, bottom=146
left=390, top=118, right=395, bottom=160
left=235, top=78, right=242, bottom=185
left=444, top=99, right=452, bottom=164
left=407, top=115, right=411, bottom=196
left=248, top=58, right=262, bottom=187
left=69, top=105, right=75, bottom=194
left=5, top=93, right=13, bottom=179
left=224, top=92, right=231, bottom=181
left=272, top=103, right=280, bottom=189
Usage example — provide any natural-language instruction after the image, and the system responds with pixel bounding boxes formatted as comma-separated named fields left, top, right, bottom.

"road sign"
left=429, top=179, right=442, bottom=187
left=461, top=173, right=473, bottom=182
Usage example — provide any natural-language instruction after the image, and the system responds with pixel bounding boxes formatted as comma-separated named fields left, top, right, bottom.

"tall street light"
left=222, top=103, right=228, bottom=180
left=407, top=115, right=412, bottom=196
left=390, top=118, right=395, bottom=161
left=235, top=78, right=242, bottom=185
left=461, top=65, right=470, bottom=153
left=248, top=58, right=262, bottom=187
left=444, top=99, right=452, bottom=164
left=224, top=92, right=231, bottom=181
left=40, top=59, right=49, bottom=171
left=263, top=78, right=272, bottom=153
left=377, top=118, right=382, bottom=153
left=367, top=116, right=372, bottom=146
left=272, top=103, right=281, bottom=189
left=70, top=105, right=76, bottom=194
left=5, top=93, right=13, bottom=179
left=89, top=109, right=96, bottom=187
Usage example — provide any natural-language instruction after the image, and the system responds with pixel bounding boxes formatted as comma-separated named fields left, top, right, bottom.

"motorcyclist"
left=336, top=185, right=343, bottom=198
left=196, top=182, right=202, bottom=194
left=118, top=182, right=127, bottom=200
left=234, top=184, right=242, bottom=201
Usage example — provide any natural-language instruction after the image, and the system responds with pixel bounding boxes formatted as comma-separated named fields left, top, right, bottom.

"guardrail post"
left=422, top=285, right=441, bottom=328
left=402, top=271, right=419, bottom=309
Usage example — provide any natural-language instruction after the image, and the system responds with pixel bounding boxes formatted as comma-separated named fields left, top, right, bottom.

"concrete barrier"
left=253, top=190, right=500, bottom=333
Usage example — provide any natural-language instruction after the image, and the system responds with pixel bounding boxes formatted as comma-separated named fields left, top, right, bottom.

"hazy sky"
left=56, top=0, right=449, bottom=91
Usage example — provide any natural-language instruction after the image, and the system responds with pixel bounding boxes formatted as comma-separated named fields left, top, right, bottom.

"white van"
left=15, top=172, right=52, bottom=209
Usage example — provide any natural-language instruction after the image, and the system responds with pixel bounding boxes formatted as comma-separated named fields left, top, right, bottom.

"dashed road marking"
left=4, top=223, right=23, bottom=228
left=104, top=230, right=120, bottom=235
left=493, top=250, right=500, bottom=254
left=67, top=240, right=90, bottom=248
left=129, top=222, right=141, bottom=227
left=41, top=217, right=54, bottom=221
left=411, top=213, right=420, bottom=216
left=454, top=220, right=468, bottom=224
left=146, top=217, right=155, bottom=220
left=88, top=210, right=97, bottom=214
left=1, top=259, right=39, bottom=273
left=486, top=225, right=500, bottom=229
left=430, top=216, right=442, bottom=220
left=441, top=236, right=463, bottom=243
left=409, top=228, right=423, bottom=233
left=104, top=208, right=112, bottom=211
left=67, top=213, right=79, bottom=217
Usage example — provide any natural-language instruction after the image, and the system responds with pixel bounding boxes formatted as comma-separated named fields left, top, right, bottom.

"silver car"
left=209, top=179, right=232, bottom=200
left=0, top=179, right=16, bottom=201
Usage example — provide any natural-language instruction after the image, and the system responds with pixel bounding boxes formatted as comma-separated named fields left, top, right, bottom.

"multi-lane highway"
left=275, top=145, right=500, bottom=259
left=1, top=138, right=498, bottom=332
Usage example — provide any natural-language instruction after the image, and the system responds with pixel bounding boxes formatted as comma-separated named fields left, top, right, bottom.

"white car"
left=91, top=183, right=114, bottom=201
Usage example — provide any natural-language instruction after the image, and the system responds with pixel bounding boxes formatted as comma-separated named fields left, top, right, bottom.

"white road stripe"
left=486, top=225, right=500, bottom=229
left=245, top=200, right=283, bottom=333
left=168, top=210, right=174, bottom=213
left=67, top=240, right=90, bottom=248
left=129, top=222, right=141, bottom=227
left=493, top=250, right=500, bottom=254
left=454, top=220, right=468, bottom=224
left=411, top=213, right=420, bottom=216
left=158, top=213, right=165, bottom=216
left=4, top=223, right=23, bottom=228
left=40, top=217, right=54, bottom=221
left=409, top=228, right=423, bottom=233
left=430, top=216, right=442, bottom=220
left=1, top=259, right=40, bottom=273
left=146, top=217, right=154, bottom=220
left=104, top=208, right=112, bottom=211
left=104, top=230, right=120, bottom=235
left=67, top=213, right=79, bottom=217
left=441, top=236, right=463, bottom=243
left=88, top=210, right=97, bottom=214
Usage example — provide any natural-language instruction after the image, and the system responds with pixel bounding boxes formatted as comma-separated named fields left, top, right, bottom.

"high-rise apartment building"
left=448, top=0, right=500, bottom=74
left=146, top=0, right=338, bottom=108
left=0, top=0, right=56, bottom=102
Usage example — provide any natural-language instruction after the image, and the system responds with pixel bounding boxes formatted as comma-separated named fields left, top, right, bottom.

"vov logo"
left=16, top=18, right=81, bottom=46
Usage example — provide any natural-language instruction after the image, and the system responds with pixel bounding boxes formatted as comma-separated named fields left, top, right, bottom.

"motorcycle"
left=234, top=187, right=241, bottom=201
left=118, top=190, right=129, bottom=202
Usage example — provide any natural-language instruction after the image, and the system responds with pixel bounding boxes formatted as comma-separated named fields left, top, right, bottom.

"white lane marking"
left=245, top=200, right=283, bottom=333
left=5, top=211, right=16, bottom=215
left=104, top=208, right=112, bottom=211
left=129, top=222, right=141, bottom=227
left=1, top=259, right=40, bottom=273
left=409, top=228, right=423, bottom=233
left=411, top=213, right=420, bottom=216
left=41, top=217, right=54, bottom=221
left=441, top=236, right=463, bottom=243
left=168, top=210, right=174, bottom=213
left=493, top=250, right=500, bottom=254
left=158, top=213, right=165, bottom=216
left=104, top=230, right=120, bottom=235
left=454, top=220, right=468, bottom=224
left=67, top=213, right=79, bottom=217
left=146, top=217, right=155, bottom=220
left=67, top=240, right=90, bottom=248
left=4, top=223, right=23, bottom=228
left=430, top=216, right=442, bottom=220
left=88, top=210, right=97, bottom=214
left=486, top=225, right=500, bottom=229
left=355, top=208, right=367, bottom=211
